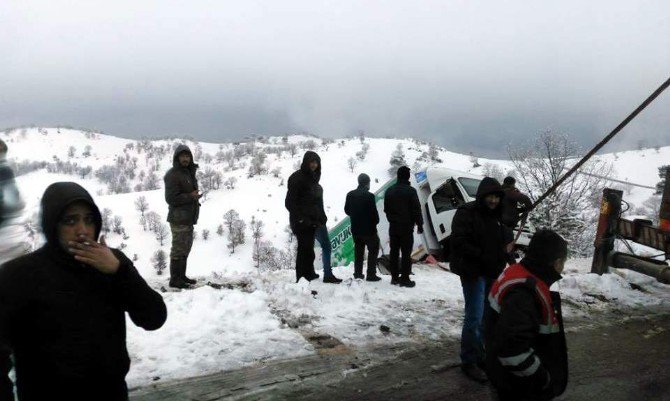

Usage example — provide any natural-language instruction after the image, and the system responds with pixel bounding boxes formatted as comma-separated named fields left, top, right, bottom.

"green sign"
left=327, top=178, right=397, bottom=267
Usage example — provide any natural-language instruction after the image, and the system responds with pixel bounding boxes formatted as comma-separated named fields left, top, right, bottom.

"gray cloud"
left=1, top=0, right=669, bottom=156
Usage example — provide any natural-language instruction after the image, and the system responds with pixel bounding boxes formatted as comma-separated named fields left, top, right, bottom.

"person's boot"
left=323, top=274, right=343, bottom=284
left=366, top=271, right=381, bottom=282
left=305, top=271, right=320, bottom=281
left=461, top=363, right=488, bottom=383
left=390, top=276, right=399, bottom=285
left=169, top=259, right=191, bottom=289
left=398, top=276, right=416, bottom=288
left=353, top=265, right=364, bottom=280
left=182, top=259, right=197, bottom=285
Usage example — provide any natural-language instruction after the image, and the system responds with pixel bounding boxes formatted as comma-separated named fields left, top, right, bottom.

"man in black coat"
left=344, top=173, right=381, bottom=281
left=485, top=229, right=569, bottom=401
left=285, top=151, right=341, bottom=283
left=500, top=176, right=533, bottom=229
left=0, top=182, right=167, bottom=401
left=164, top=144, right=201, bottom=288
left=450, top=176, right=513, bottom=383
left=383, top=166, right=423, bottom=288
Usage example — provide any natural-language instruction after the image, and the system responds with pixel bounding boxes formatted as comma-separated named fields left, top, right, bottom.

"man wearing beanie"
left=484, top=229, right=569, bottom=401
left=383, top=166, right=423, bottom=287
left=450, top=176, right=513, bottom=383
left=345, top=173, right=382, bottom=281
left=500, top=176, right=533, bottom=229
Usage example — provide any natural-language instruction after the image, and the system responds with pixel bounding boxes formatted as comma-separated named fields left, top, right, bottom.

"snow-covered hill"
left=1, top=127, right=668, bottom=388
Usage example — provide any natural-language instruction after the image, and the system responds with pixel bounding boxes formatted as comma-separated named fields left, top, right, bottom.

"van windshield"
left=458, top=177, right=481, bottom=198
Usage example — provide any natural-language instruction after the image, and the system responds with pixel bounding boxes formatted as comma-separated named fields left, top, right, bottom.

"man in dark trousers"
left=450, top=176, right=513, bottom=383
left=0, top=182, right=167, bottom=401
left=383, top=166, right=423, bottom=288
left=344, top=173, right=381, bottom=281
left=500, top=176, right=533, bottom=229
left=485, top=229, right=569, bottom=401
left=164, top=144, right=201, bottom=289
left=285, top=151, right=341, bottom=283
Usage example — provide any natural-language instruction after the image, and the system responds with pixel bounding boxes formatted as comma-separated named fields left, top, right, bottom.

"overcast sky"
left=1, top=0, right=669, bottom=156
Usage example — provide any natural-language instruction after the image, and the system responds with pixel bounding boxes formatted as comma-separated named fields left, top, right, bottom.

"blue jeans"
left=460, top=276, right=486, bottom=364
left=314, top=225, right=332, bottom=277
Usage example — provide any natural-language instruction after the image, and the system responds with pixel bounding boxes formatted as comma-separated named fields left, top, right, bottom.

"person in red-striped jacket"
left=484, top=229, right=569, bottom=401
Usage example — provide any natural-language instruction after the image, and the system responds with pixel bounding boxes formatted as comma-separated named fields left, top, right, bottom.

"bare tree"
left=507, top=130, right=613, bottom=256
left=134, top=196, right=149, bottom=217
left=347, top=157, right=357, bottom=173
left=287, top=143, right=298, bottom=157
left=223, top=209, right=240, bottom=233
left=224, top=177, right=237, bottom=190
left=356, top=142, right=370, bottom=161
left=145, top=211, right=162, bottom=233
left=151, top=249, right=167, bottom=275
left=227, top=219, right=246, bottom=254
left=101, top=208, right=113, bottom=234
left=155, top=223, right=169, bottom=246
left=112, top=216, right=124, bottom=235
left=388, top=143, right=406, bottom=176
left=202, top=229, right=210, bottom=241
left=250, top=216, right=265, bottom=268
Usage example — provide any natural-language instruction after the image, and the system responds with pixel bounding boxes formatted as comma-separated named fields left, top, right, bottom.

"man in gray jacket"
left=164, top=144, right=201, bottom=289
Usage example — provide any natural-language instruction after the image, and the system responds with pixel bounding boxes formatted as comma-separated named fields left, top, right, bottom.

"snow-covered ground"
left=1, top=127, right=668, bottom=388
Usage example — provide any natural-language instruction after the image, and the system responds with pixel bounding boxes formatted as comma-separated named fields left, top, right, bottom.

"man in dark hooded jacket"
left=0, top=182, right=167, bottom=401
left=344, top=173, right=381, bottom=281
left=485, top=229, right=569, bottom=401
left=450, top=176, right=514, bottom=383
left=383, top=166, right=423, bottom=288
left=500, top=176, right=533, bottom=229
left=285, top=151, right=341, bottom=283
left=164, top=144, right=201, bottom=289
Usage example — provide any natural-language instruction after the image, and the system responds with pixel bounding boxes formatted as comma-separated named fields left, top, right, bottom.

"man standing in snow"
left=344, top=173, right=382, bottom=281
left=500, top=176, right=533, bottom=229
left=485, top=229, right=569, bottom=401
left=0, top=182, right=167, bottom=401
left=450, top=176, right=513, bottom=383
left=164, top=144, right=201, bottom=289
left=383, top=166, right=423, bottom=288
left=285, top=151, right=342, bottom=284
left=0, top=139, right=30, bottom=265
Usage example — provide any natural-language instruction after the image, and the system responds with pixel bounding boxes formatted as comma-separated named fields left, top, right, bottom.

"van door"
left=426, top=179, right=466, bottom=242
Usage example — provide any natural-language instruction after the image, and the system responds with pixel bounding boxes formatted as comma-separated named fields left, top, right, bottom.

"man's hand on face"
left=68, top=235, right=120, bottom=274
left=191, top=190, right=201, bottom=199
left=505, top=242, right=515, bottom=253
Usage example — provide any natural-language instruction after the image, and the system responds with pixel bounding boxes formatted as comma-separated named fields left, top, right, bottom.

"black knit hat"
left=526, top=229, right=568, bottom=265
left=397, top=166, right=410, bottom=180
left=503, top=176, right=516, bottom=186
